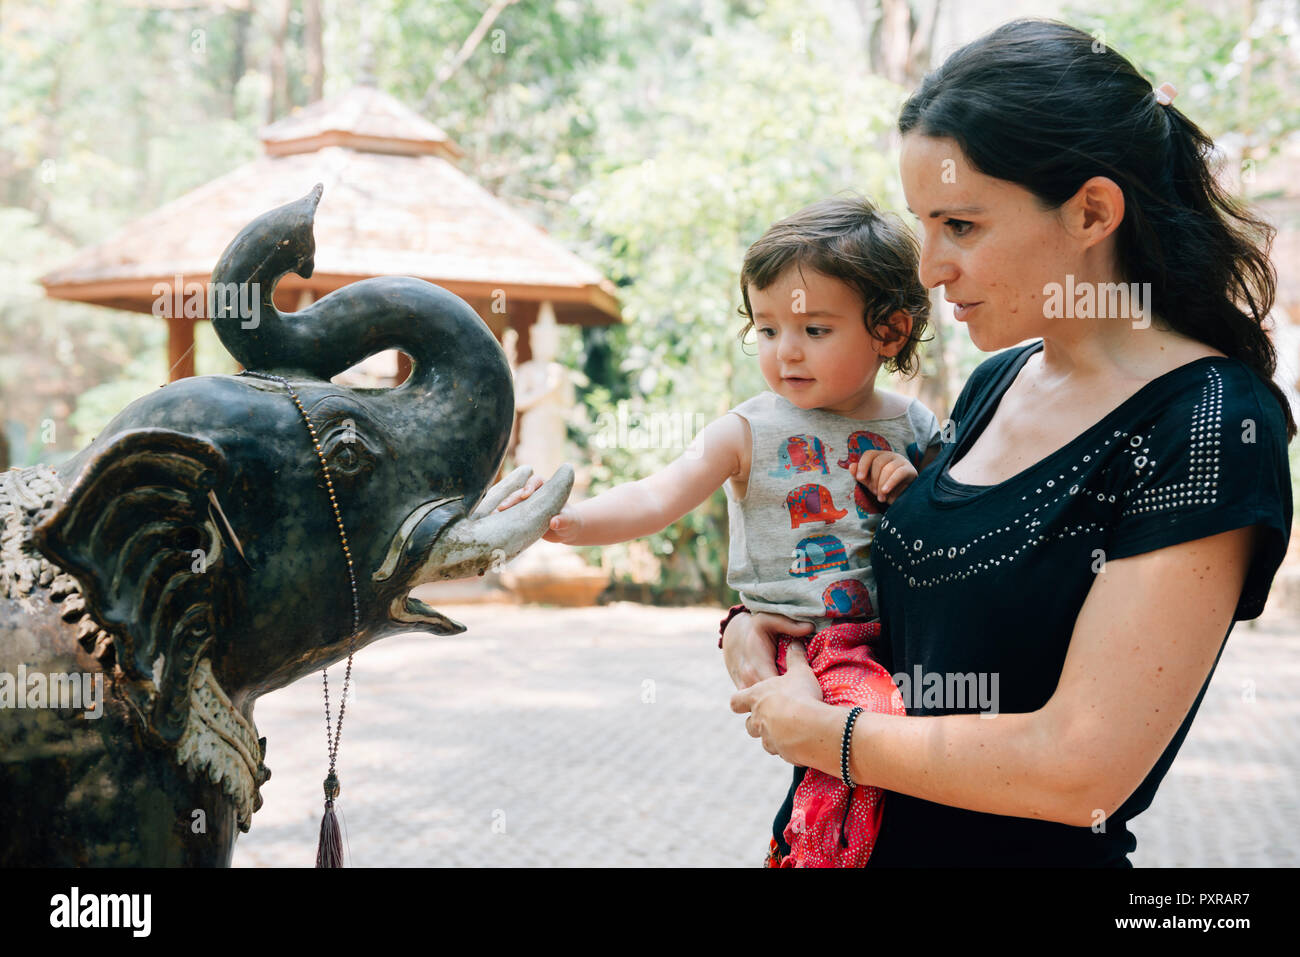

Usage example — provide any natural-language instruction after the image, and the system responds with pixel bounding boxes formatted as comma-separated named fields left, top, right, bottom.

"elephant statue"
left=0, top=184, right=573, bottom=866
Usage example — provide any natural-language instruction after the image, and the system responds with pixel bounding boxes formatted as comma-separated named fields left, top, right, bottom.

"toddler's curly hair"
left=738, top=195, right=930, bottom=377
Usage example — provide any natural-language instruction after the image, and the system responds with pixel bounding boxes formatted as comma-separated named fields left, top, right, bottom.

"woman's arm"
left=731, top=524, right=1256, bottom=827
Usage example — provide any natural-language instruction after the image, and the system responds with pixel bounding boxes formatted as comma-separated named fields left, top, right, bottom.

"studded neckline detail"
left=935, top=344, right=1234, bottom=502
left=877, top=359, right=1235, bottom=590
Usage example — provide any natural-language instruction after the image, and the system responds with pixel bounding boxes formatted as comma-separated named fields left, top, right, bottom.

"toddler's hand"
left=495, top=473, right=545, bottom=511
left=496, top=474, right=581, bottom=542
left=542, top=507, right=583, bottom=544
left=854, top=449, right=918, bottom=505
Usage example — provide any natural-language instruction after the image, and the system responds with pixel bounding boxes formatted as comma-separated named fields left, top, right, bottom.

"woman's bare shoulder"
left=1148, top=338, right=1230, bottom=372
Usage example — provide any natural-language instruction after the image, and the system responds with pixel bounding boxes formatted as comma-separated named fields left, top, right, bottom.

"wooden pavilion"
left=39, top=83, right=622, bottom=382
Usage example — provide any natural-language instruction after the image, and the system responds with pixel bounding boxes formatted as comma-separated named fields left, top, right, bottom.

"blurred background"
left=4, top=0, right=1298, bottom=609
left=2, top=0, right=1299, bottom=866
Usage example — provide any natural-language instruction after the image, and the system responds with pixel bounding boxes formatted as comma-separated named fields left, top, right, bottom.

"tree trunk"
left=304, top=0, right=324, bottom=102
left=229, top=6, right=251, bottom=119
left=267, top=0, right=292, bottom=124
left=858, top=0, right=942, bottom=88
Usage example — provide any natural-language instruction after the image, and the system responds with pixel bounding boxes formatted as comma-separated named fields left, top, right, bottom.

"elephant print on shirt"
left=769, top=435, right=831, bottom=478
left=822, top=578, right=874, bottom=619
left=836, top=430, right=891, bottom=470
left=854, top=482, right=884, bottom=518
left=786, top=483, right=848, bottom=528
left=789, top=534, right=850, bottom=580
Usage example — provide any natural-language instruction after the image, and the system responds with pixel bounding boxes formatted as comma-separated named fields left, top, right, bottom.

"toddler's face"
left=747, top=265, right=893, bottom=417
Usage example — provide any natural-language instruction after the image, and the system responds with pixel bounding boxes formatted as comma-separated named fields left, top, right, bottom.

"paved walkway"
left=232, top=603, right=1299, bottom=867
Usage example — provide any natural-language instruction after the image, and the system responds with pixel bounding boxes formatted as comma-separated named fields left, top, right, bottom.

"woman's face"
left=899, top=132, right=1080, bottom=352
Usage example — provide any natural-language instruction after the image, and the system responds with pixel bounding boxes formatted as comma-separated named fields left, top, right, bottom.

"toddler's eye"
left=757, top=327, right=776, bottom=338
left=807, top=327, right=830, bottom=337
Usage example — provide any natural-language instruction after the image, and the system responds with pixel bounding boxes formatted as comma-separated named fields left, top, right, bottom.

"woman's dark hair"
left=898, top=17, right=1295, bottom=439
left=738, top=195, right=931, bottom=377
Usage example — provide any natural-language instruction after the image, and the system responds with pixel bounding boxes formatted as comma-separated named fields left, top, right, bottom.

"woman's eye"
left=945, top=218, right=973, bottom=237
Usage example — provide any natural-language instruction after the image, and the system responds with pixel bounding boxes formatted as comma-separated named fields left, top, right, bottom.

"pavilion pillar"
left=509, top=300, right=538, bottom=364
left=167, top=316, right=196, bottom=381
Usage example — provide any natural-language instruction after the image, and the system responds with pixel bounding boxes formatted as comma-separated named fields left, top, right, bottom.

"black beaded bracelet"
left=840, top=706, right=864, bottom=789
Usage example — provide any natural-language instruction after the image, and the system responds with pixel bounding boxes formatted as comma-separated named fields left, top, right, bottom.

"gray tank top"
left=725, top=390, right=942, bottom=632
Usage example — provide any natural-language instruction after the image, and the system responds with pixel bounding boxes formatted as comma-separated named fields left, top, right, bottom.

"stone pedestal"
left=500, top=539, right=609, bottom=607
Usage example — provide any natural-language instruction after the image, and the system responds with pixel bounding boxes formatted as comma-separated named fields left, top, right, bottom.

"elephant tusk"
left=373, top=496, right=461, bottom=583
left=408, top=464, right=574, bottom=585
left=208, top=490, right=252, bottom=569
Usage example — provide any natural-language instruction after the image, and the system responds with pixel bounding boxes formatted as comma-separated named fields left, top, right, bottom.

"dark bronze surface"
left=1, top=186, right=571, bottom=866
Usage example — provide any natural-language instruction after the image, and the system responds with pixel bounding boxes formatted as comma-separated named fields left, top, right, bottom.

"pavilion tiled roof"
left=40, top=84, right=620, bottom=325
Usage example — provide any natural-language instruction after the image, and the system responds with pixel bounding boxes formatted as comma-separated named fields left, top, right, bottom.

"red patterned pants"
left=766, top=621, right=906, bottom=868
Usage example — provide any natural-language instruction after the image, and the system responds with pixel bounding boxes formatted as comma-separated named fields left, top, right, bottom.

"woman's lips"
left=953, top=301, right=982, bottom=321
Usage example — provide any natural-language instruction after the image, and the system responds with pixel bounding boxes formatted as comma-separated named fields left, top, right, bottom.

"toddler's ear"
left=876, top=310, right=913, bottom=356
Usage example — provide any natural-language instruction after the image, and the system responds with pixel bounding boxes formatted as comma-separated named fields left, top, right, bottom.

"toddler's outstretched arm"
left=495, top=413, right=747, bottom=546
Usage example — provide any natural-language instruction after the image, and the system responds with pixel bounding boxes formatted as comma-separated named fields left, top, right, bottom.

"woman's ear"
left=1067, top=175, right=1126, bottom=248
left=874, top=310, right=913, bottom=357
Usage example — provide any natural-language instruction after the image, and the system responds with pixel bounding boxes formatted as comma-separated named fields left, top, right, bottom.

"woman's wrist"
left=788, top=698, right=844, bottom=771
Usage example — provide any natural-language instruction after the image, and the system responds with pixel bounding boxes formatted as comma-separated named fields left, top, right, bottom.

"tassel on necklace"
left=316, top=772, right=343, bottom=868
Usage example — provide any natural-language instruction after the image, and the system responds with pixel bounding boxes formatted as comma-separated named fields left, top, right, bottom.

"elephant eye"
left=319, top=421, right=377, bottom=482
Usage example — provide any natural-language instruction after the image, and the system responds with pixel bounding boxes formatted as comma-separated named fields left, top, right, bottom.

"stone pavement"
left=232, top=603, right=1299, bottom=867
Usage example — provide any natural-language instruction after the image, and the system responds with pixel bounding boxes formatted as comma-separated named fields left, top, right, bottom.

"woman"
left=726, top=18, right=1294, bottom=867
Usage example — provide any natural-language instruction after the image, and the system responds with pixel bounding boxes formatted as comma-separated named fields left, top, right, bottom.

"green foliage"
left=1064, top=0, right=1300, bottom=166
left=1, top=0, right=260, bottom=467
left=549, top=0, right=906, bottom=600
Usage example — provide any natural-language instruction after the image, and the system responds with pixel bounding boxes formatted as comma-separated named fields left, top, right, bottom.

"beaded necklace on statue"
left=239, top=369, right=357, bottom=868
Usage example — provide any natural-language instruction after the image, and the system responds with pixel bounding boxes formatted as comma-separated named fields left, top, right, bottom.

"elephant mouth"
left=372, top=465, right=574, bottom=636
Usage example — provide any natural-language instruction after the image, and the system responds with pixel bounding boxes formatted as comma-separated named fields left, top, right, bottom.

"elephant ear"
left=32, top=428, right=238, bottom=747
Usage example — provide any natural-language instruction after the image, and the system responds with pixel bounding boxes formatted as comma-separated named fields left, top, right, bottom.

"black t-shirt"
left=772, top=339, right=1293, bottom=866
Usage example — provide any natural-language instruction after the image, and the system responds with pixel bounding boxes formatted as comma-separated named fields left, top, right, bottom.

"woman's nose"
left=919, top=238, right=957, bottom=290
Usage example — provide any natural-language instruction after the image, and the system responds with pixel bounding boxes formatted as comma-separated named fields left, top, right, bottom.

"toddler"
left=499, top=196, right=942, bottom=867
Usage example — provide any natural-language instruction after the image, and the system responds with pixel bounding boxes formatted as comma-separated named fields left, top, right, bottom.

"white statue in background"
left=501, top=303, right=608, bottom=603
left=512, top=303, right=574, bottom=481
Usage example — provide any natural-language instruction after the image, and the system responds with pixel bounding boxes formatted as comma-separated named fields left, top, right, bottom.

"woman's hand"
left=729, top=642, right=827, bottom=763
left=721, top=610, right=813, bottom=689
